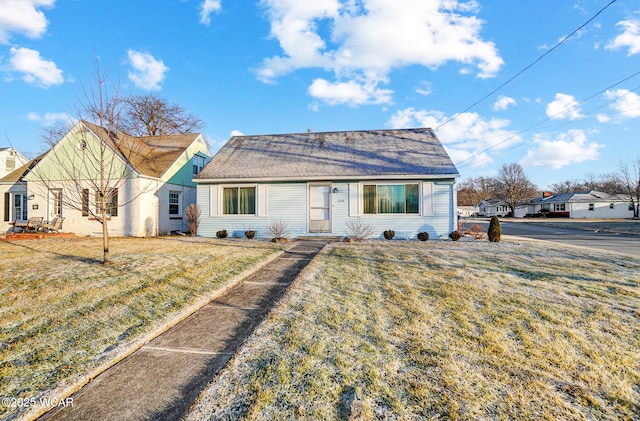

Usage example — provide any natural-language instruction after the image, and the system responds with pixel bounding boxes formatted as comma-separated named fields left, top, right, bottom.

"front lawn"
left=188, top=241, right=640, bottom=420
left=0, top=237, right=282, bottom=420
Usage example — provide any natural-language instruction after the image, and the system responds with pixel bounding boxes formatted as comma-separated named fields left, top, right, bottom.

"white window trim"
left=169, top=191, right=182, bottom=217
left=358, top=181, right=424, bottom=216
left=220, top=184, right=259, bottom=217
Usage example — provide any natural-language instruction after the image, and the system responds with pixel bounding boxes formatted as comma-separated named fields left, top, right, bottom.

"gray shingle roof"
left=196, top=128, right=458, bottom=181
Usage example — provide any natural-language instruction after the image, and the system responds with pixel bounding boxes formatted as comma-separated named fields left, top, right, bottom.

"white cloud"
left=308, top=77, right=393, bottom=106
left=546, top=93, right=583, bottom=120
left=127, top=50, right=169, bottom=91
left=230, top=130, right=244, bottom=137
left=493, top=95, right=516, bottom=111
left=258, top=0, right=503, bottom=105
left=604, top=88, right=640, bottom=119
left=27, top=111, right=72, bottom=125
left=415, top=81, right=432, bottom=96
left=9, top=47, right=63, bottom=87
left=606, top=19, right=640, bottom=55
left=0, top=0, right=54, bottom=44
left=199, top=0, right=221, bottom=25
left=520, top=130, right=601, bottom=170
left=388, top=107, right=520, bottom=167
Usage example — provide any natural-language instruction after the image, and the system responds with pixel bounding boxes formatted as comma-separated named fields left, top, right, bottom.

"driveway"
left=470, top=220, right=640, bottom=257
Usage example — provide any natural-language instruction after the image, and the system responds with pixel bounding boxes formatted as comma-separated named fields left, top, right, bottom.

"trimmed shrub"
left=244, top=230, right=255, bottom=239
left=488, top=216, right=501, bottom=242
left=417, top=232, right=429, bottom=241
left=383, top=230, right=395, bottom=240
left=216, top=229, right=228, bottom=239
left=449, top=230, right=461, bottom=241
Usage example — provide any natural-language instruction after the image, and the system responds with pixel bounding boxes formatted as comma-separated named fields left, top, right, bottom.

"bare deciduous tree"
left=617, top=156, right=640, bottom=219
left=119, top=94, right=204, bottom=136
left=457, top=176, right=498, bottom=206
left=495, top=163, right=539, bottom=216
left=32, top=67, right=157, bottom=263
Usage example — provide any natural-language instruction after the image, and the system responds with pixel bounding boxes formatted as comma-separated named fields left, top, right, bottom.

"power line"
left=454, top=69, right=640, bottom=169
left=436, top=0, right=618, bottom=131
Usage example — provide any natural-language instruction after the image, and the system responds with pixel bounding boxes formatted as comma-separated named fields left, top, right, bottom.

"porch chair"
left=42, top=217, right=64, bottom=233
left=14, top=217, right=44, bottom=233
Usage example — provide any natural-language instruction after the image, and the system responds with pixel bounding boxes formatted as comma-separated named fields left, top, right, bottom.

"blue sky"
left=1, top=0, right=639, bottom=189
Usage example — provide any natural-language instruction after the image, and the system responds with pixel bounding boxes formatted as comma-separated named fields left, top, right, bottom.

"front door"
left=309, top=184, right=331, bottom=233
left=13, top=194, right=27, bottom=222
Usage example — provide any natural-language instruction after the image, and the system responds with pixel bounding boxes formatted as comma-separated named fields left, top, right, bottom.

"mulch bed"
left=0, top=232, right=75, bottom=241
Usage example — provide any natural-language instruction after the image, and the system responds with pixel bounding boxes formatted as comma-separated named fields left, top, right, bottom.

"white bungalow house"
left=195, top=128, right=460, bottom=240
left=520, top=190, right=635, bottom=219
left=478, top=199, right=511, bottom=217
left=0, top=147, right=28, bottom=179
left=1, top=121, right=211, bottom=236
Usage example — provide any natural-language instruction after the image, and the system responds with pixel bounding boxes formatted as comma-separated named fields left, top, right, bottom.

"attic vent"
left=77, top=140, right=87, bottom=151
left=6, top=157, right=15, bottom=171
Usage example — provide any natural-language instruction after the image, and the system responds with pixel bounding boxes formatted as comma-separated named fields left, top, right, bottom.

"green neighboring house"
left=1, top=121, right=211, bottom=236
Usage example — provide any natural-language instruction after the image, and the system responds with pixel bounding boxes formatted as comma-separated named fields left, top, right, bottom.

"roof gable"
left=197, top=128, right=458, bottom=181
left=82, top=121, right=203, bottom=178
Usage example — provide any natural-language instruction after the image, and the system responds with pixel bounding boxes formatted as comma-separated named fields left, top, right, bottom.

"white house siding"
left=570, top=202, right=634, bottom=219
left=197, top=179, right=455, bottom=239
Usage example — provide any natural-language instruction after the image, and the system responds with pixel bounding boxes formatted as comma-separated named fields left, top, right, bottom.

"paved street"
left=470, top=220, right=640, bottom=257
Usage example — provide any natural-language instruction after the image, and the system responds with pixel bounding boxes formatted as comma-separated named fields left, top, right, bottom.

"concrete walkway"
left=39, top=240, right=327, bottom=421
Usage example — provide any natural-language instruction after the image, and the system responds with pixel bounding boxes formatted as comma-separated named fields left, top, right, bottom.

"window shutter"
left=209, top=185, right=219, bottom=217
left=3, top=192, right=9, bottom=222
left=422, top=182, right=434, bottom=216
left=349, top=183, right=360, bottom=217
left=257, top=185, right=268, bottom=217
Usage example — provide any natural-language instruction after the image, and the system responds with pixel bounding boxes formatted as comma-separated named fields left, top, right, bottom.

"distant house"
left=195, top=128, right=459, bottom=240
left=457, top=206, right=478, bottom=217
left=1, top=121, right=211, bottom=235
left=520, top=190, right=634, bottom=219
left=478, top=199, right=510, bottom=217
left=0, top=147, right=28, bottom=179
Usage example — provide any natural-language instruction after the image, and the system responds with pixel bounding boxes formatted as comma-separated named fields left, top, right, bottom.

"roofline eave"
left=194, top=173, right=460, bottom=184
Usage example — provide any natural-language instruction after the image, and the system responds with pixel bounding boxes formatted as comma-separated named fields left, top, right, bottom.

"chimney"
left=542, top=191, right=553, bottom=198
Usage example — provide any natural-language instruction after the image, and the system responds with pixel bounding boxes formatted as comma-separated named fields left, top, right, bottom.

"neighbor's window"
left=554, top=203, right=565, bottom=212
left=50, top=189, right=63, bottom=217
left=223, top=187, right=256, bottom=215
left=94, top=189, right=118, bottom=216
left=588, top=203, right=594, bottom=211
left=193, top=155, right=205, bottom=175
left=609, top=203, right=615, bottom=209
left=363, top=184, right=419, bottom=214
left=82, top=189, right=89, bottom=216
left=169, top=191, right=181, bottom=216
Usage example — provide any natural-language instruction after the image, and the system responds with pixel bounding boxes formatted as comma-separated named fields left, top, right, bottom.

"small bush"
left=383, top=230, right=395, bottom=240
left=185, top=204, right=201, bottom=237
left=417, top=232, right=429, bottom=241
left=465, top=224, right=485, bottom=240
left=345, top=218, right=375, bottom=241
left=216, top=229, right=228, bottom=239
left=449, top=230, right=461, bottom=241
left=244, top=230, right=255, bottom=239
left=488, top=216, right=501, bottom=242
left=267, top=218, right=290, bottom=240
